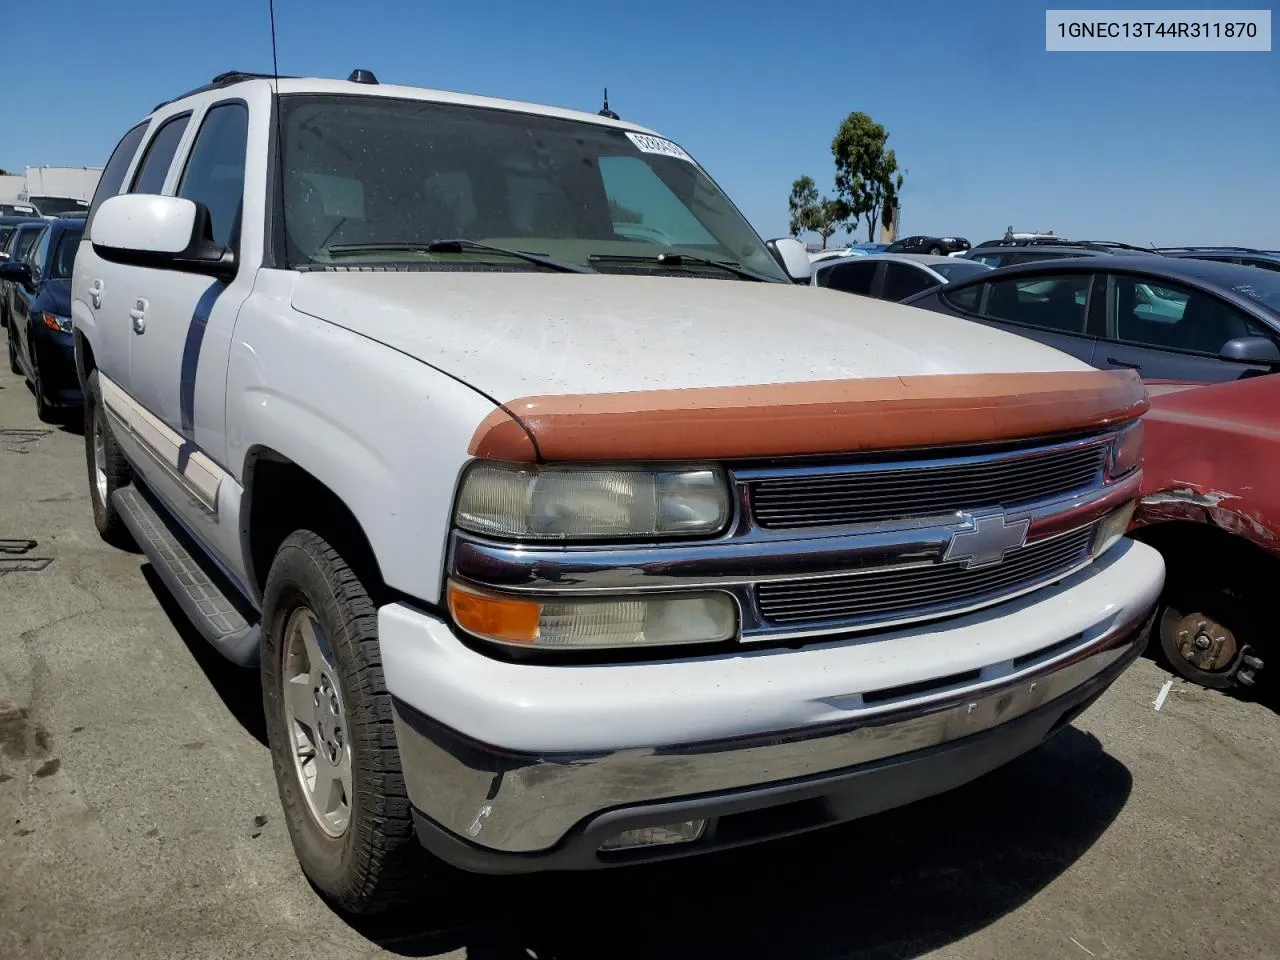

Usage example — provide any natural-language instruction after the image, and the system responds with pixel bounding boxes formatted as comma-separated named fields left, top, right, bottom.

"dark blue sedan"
left=1, top=217, right=85, bottom=421
left=901, top=255, right=1280, bottom=383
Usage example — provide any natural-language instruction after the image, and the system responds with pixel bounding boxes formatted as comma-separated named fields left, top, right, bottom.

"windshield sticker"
left=625, top=132, right=694, bottom=163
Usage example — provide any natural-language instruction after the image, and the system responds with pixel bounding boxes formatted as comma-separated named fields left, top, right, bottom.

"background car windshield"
left=30, top=196, right=88, bottom=216
left=48, top=227, right=83, bottom=279
left=278, top=95, right=788, bottom=280
left=931, top=260, right=992, bottom=281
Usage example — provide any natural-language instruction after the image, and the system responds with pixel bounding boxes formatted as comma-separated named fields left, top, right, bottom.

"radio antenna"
left=268, top=0, right=289, bottom=266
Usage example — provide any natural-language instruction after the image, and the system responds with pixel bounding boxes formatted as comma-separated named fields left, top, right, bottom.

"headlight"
left=41, top=312, right=72, bottom=334
left=447, top=580, right=738, bottom=649
left=1091, top=500, right=1137, bottom=559
left=454, top=462, right=732, bottom=541
left=1107, top=420, right=1142, bottom=479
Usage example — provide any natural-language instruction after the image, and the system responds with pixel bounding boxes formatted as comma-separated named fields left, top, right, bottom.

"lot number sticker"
left=625, top=132, right=694, bottom=163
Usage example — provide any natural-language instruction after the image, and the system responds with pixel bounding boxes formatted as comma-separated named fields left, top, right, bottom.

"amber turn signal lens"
left=42, top=312, right=62, bottom=332
left=447, top=581, right=541, bottom=645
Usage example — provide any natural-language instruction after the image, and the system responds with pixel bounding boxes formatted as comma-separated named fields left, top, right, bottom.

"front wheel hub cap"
left=281, top=606, right=352, bottom=838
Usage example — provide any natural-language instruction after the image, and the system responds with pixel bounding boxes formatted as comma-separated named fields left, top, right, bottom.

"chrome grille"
left=749, top=441, right=1106, bottom=529
left=755, top=527, right=1094, bottom=627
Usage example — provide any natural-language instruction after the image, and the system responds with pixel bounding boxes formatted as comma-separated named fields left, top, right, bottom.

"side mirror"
left=0, top=260, right=32, bottom=288
left=90, top=194, right=236, bottom=280
left=766, top=237, right=813, bottom=283
left=1219, top=335, right=1280, bottom=365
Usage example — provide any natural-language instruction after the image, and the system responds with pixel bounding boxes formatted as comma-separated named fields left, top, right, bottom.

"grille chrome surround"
left=755, top=526, right=1095, bottom=628
left=449, top=428, right=1137, bottom=646
left=748, top=436, right=1107, bottom=530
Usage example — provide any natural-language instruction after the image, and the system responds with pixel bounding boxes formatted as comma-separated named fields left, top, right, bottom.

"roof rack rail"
left=974, top=237, right=1153, bottom=253
left=1153, top=245, right=1262, bottom=253
left=152, top=70, right=295, bottom=112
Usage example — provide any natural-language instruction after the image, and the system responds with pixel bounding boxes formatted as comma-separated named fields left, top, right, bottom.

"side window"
left=941, top=281, right=983, bottom=312
left=86, top=121, right=149, bottom=235
left=177, top=102, right=249, bottom=250
left=598, top=155, right=716, bottom=246
left=129, top=114, right=191, bottom=195
left=883, top=263, right=937, bottom=300
left=981, top=273, right=1092, bottom=333
left=818, top=260, right=878, bottom=295
left=26, top=226, right=51, bottom=278
left=14, top=226, right=42, bottom=261
left=1110, top=275, right=1260, bottom=355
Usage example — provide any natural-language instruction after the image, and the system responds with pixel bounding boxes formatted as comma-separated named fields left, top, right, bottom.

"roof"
left=150, top=71, right=661, bottom=136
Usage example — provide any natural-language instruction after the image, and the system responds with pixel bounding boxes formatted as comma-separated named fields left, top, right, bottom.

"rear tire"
left=6, top=318, right=19, bottom=375
left=261, top=530, right=422, bottom=916
left=84, top=369, right=134, bottom=547
left=927, top=245, right=945, bottom=255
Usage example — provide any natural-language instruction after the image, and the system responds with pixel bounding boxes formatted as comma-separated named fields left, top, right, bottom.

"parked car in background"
left=72, top=68, right=1163, bottom=916
left=0, top=214, right=41, bottom=252
left=903, top=255, right=1280, bottom=383
left=0, top=202, right=41, bottom=218
left=0, top=219, right=48, bottom=327
left=1128, top=374, right=1278, bottom=692
left=807, top=242, right=889, bottom=264
left=885, top=235, right=971, bottom=256
left=963, top=238, right=1160, bottom=268
left=813, top=252, right=992, bottom=301
left=1155, top=247, right=1280, bottom=273
left=1, top=216, right=84, bottom=420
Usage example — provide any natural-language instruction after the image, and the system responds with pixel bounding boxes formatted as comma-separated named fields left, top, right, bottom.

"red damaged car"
left=1129, top=376, right=1278, bottom=691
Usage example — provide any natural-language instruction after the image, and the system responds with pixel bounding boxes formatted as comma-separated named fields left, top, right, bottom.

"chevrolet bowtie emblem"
left=943, top=513, right=1030, bottom=569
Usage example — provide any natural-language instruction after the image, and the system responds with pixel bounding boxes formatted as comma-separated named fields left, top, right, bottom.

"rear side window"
left=13, top=225, right=43, bottom=261
left=86, top=121, right=149, bottom=235
left=129, top=113, right=191, bottom=195
left=942, top=282, right=982, bottom=312
left=819, top=260, right=878, bottom=295
left=177, top=102, right=249, bottom=250
left=982, top=273, right=1092, bottom=333
left=882, top=263, right=936, bottom=300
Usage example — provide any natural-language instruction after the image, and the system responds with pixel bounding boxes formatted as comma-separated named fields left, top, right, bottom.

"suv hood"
left=290, top=272, right=1089, bottom=400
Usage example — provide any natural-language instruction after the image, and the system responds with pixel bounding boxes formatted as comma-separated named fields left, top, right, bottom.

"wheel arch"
left=240, top=446, right=388, bottom=607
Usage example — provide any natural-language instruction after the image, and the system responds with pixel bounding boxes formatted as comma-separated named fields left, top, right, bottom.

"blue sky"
left=4, top=0, right=1276, bottom=246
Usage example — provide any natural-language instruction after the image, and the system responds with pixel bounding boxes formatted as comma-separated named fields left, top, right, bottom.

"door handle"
left=1105, top=357, right=1142, bottom=370
left=129, top=298, right=149, bottom=334
left=89, top=278, right=104, bottom=309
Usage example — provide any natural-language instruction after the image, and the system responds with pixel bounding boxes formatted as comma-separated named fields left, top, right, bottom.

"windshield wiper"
left=324, top=239, right=595, bottom=274
left=587, top=252, right=774, bottom=282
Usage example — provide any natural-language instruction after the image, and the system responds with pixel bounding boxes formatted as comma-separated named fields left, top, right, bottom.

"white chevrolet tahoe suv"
left=72, top=69, right=1164, bottom=914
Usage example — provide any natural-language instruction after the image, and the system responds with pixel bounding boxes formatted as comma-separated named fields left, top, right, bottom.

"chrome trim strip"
left=99, top=373, right=223, bottom=514
left=393, top=608, right=1154, bottom=853
left=449, top=496, right=1102, bottom=595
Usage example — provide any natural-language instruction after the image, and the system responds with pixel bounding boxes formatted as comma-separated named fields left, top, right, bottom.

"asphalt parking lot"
left=1, top=370, right=1278, bottom=960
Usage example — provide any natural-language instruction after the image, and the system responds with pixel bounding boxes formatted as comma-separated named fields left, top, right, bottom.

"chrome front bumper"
left=392, top=605, right=1155, bottom=871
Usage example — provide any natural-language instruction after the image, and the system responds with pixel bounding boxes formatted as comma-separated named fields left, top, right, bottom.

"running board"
left=113, top=487, right=261, bottom=666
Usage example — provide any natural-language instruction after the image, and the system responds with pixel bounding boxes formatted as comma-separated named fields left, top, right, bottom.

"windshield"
left=30, top=196, right=88, bottom=216
left=13, top=226, right=42, bottom=260
left=932, top=259, right=993, bottom=281
left=278, top=94, right=788, bottom=281
left=48, top=227, right=83, bottom=279
left=1228, top=271, right=1280, bottom=313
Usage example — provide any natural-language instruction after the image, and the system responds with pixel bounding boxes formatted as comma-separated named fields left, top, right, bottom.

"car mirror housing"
left=766, top=238, right=813, bottom=283
left=1219, top=335, right=1280, bottom=365
left=90, top=193, right=236, bottom=281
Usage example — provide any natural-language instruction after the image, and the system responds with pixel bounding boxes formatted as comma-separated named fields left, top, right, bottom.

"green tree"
left=0, top=168, right=9, bottom=176
left=787, top=175, right=847, bottom=248
left=832, top=112, right=904, bottom=242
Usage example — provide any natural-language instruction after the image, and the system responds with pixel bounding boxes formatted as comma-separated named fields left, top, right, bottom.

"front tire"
left=31, top=342, right=57, bottom=424
left=84, top=369, right=134, bottom=547
left=261, top=530, right=421, bottom=915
